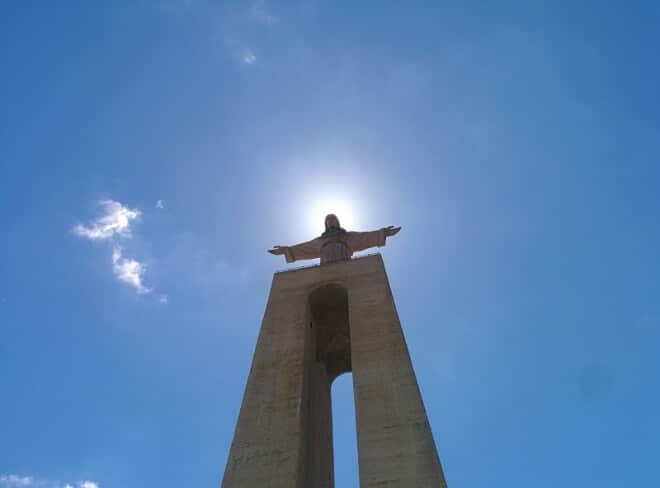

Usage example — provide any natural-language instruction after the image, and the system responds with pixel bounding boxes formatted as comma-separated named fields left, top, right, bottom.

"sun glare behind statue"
left=307, top=196, right=358, bottom=236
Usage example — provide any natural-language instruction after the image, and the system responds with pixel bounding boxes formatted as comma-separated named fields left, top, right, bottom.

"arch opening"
left=332, top=372, right=359, bottom=487
left=309, top=283, right=352, bottom=381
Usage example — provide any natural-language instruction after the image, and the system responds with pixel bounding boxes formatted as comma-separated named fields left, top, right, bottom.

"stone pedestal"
left=222, top=254, right=447, bottom=487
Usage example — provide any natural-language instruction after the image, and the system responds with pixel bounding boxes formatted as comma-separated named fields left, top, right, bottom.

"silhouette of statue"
left=269, top=214, right=401, bottom=264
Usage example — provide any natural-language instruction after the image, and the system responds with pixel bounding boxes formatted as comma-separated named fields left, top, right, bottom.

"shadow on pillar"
left=303, top=284, right=352, bottom=488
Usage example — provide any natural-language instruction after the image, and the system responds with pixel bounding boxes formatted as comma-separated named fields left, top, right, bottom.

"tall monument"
left=222, top=215, right=447, bottom=487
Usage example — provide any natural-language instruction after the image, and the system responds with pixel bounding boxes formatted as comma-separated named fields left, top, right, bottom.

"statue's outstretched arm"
left=347, top=226, right=401, bottom=253
left=268, top=237, right=323, bottom=263
left=383, top=225, right=401, bottom=237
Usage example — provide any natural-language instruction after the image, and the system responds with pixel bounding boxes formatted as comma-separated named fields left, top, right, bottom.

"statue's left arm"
left=268, top=237, right=324, bottom=263
left=346, top=225, right=401, bottom=253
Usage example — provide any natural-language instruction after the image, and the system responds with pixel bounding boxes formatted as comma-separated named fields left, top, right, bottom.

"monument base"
left=222, top=254, right=447, bottom=488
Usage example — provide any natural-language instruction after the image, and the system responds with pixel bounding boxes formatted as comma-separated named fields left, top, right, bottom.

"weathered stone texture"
left=222, top=254, right=447, bottom=487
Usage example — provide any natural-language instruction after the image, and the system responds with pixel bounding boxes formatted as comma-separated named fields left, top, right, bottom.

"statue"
left=268, top=214, right=401, bottom=265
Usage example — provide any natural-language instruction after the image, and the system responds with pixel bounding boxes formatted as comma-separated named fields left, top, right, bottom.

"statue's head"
left=324, top=214, right=340, bottom=232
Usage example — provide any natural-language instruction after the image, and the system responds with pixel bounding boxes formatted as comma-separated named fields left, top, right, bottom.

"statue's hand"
left=383, top=225, right=401, bottom=237
left=268, top=245, right=288, bottom=255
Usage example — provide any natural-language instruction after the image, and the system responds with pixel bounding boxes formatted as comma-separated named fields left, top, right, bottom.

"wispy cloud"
left=112, top=247, right=151, bottom=294
left=249, top=0, right=276, bottom=25
left=212, top=1, right=278, bottom=66
left=241, top=48, right=257, bottom=64
left=72, top=199, right=154, bottom=296
left=155, top=199, right=165, bottom=209
left=0, top=475, right=33, bottom=487
left=72, top=200, right=140, bottom=241
left=78, top=483, right=98, bottom=488
left=0, top=475, right=99, bottom=488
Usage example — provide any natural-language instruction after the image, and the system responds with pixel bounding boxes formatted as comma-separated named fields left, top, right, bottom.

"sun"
left=307, top=195, right=358, bottom=236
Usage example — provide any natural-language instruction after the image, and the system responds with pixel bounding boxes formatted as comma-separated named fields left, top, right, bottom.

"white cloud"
left=0, top=475, right=33, bottom=487
left=241, top=48, right=256, bottom=64
left=72, top=199, right=160, bottom=296
left=112, top=247, right=151, bottom=294
left=159, top=294, right=169, bottom=304
left=72, top=199, right=140, bottom=241
left=0, top=476, right=98, bottom=488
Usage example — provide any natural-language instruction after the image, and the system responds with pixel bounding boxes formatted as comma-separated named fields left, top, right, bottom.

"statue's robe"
left=283, top=229, right=388, bottom=264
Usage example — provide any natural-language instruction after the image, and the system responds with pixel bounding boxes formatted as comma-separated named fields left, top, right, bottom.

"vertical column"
left=349, top=257, right=447, bottom=487
left=222, top=275, right=308, bottom=488
left=303, top=362, right=334, bottom=488
left=302, top=292, right=335, bottom=488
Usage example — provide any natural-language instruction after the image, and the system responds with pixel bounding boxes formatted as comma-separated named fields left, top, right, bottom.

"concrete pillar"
left=221, top=271, right=308, bottom=487
left=221, top=254, right=447, bottom=488
left=349, top=258, right=447, bottom=487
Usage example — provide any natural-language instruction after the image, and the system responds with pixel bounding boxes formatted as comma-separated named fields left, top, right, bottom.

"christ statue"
left=268, top=214, right=401, bottom=265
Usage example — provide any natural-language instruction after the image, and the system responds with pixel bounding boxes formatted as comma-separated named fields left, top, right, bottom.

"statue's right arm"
left=268, top=245, right=287, bottom=255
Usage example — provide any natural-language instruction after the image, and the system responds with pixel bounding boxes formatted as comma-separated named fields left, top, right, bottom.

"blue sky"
left=2, top=1, right=660, bottom=487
